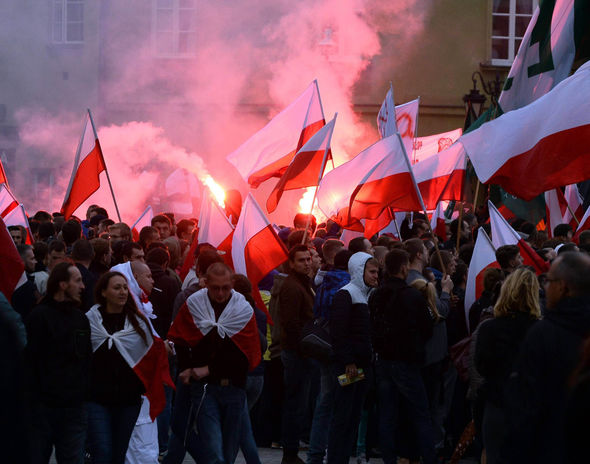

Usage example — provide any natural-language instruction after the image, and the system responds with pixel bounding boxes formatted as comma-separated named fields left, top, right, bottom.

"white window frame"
left=51, top=0, right=84, bottom=44
left=491, top=0, right=538, bottom=66
left=152, top=0, right=197, bottom=58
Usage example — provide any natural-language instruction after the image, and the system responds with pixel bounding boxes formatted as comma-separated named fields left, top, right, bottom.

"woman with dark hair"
left=85, top=271, right=151, bottom=464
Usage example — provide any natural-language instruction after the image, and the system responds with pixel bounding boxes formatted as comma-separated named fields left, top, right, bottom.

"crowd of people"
left=3, top=201, right=590, bottom=464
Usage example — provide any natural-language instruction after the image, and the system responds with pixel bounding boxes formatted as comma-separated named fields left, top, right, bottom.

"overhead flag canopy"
left=227, top=80, right=325, bottom=188
left=462, top=61, right=590, bottom=201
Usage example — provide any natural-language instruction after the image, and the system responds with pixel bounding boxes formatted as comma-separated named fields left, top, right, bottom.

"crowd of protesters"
left=2, top=199, right=590, bottom=464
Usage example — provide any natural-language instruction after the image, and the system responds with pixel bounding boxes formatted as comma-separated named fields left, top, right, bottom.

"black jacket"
left=24, top=298, right=91, bottom=406
left=279, top=272, right=314, bottom=352
left=148, top=263, right=181, bottom=339
left=501, top=296, right=590, bottom=463
left=369, top=276, right=433, bottom=364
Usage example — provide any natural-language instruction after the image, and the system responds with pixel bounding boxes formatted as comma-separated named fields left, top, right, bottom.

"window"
left=491, top=0, right=537, bottom=65
left=52, top=0, right=84, bottom=44
left=153, top=0, right=197, bottom=57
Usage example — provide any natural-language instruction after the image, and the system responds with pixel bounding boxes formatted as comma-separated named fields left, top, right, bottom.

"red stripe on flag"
left=218, top=230, right=234, bottom=270
left=418, top=170, right=465, bottom=210
left=230, top=313, right=262, bottom=371
left=61, top=140, right=106, bottom=219
left=349, top=172, right=421, bottom=222
left=488, top=124, right=590, bottom=201
left=474, top=262, right=501, bottom=302
left=517, top=238, right=549, bottom=274
left=0, top=218, right=25, bottom=300
left=167, top=303, right=203, bottom=346
left=132, top=337, right=174, bottom=421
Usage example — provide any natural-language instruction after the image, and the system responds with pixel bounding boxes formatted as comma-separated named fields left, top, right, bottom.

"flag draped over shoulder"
left=131, top=206, right=154, bottom=242
left=266, top=116, right=336, bottom=213
left=498, top=0, right=579, bottom=113
left=411, top=128, right=462, bottom=164
left=168, top=289, right=261, bottom=371
left=61, top=111, right=107, bottom=219
left=462, top=61, right=590, bottom=201
left=488, top=201, right=548, bottom=274
left=464, top=228, right=499, bottom=333
left=232, top=194, right=288, bottom=320
left=0, top=217, right=27, bottom=300
left=226, top=81, right=325, bottom=188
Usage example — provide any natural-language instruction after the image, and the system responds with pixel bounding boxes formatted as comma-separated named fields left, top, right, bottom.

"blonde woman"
left=474, top=268, right=541, bottom=464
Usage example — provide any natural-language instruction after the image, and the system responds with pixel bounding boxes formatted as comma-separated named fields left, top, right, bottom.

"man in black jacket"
left=24, top=262, right=91, bottom=463
left=369, top=249, right=436, bottom=464
left=501, top=252, right=590, bottom=463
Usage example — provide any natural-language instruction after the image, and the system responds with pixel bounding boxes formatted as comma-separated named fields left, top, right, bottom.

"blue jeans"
left=164, top=379, right=191, bottom=464
left=28, top=402, right=87, bottom=464
left=375, top=359, right=436, bottom=464
left=86, top=401, right=141, bottom=464
left=327, top=364, right=369, bottom=464
left=281, top=349, right=313, bottom=454
left=307, top=364, right=336, bottom=464
left=157, top=384, right=174, bottom=453
left=185, top=381, right=246, bottom=464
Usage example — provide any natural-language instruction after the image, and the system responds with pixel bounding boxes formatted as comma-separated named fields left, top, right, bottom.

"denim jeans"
left=164, top=379, right=191, bottom=464
left=28, top=402, right=87, bottom=464
left=86, top=401, right=141, bottom=464
left=326, top=364, right=369, bottom=464
left=157, top=384, right=174, bottom=453
left=240, top=401, right=262, bottom=464
left=307, top=364, right=336, bottom=464
left=375, top=359, right=436, bottom=464
left=281, top=349, right=313, bottom=454
left=185, top=381, right=246, bottom=464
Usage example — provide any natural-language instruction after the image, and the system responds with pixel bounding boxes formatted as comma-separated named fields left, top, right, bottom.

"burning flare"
left=298, top=187, right=326, bottom=221
left=202, top=175, right=226, bottom=208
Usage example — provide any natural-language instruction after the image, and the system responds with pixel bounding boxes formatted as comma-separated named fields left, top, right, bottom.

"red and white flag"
left=488, top=201, right=548, bottom=274
left=430, top=203, right=447, bottom=242
left=0, top=183, right=18, bottom=218
left=266, top=115, right=335, bottom=213
left=464, top=228, right=499, bottom=333
left=227, top=81, right=325, bottom=188
left=86, top=306, right=174, bottom=420
left=318, top=135, right=421, bottom=230
left=377, top=87, right=419, bottom=157
left=232, top=194, right=288, bottom=319
left=414, top=142, right=466, bottom=210
left=462, top=61, right=590, bottom=201
left=563, top=183, right=584, bottom=227
left=198, top=192, right=234, bottom=268
left=0, top=157, right=8, bottom=186
left=4, top=205, right=34, bottom=244
left=131, top=205, right=154, bottom=242
left=61, top=110, right=107, bottom=219
left=168, top=288, right=261, bottom=371
left=544, top=189, right=567, bottom=238
left=411, top=128, right=463, bottom=164
left=0, top=217, right=27, bottom=300
left=574, top=204, right=590, bottom=242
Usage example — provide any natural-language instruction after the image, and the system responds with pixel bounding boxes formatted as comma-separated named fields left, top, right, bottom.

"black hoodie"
left=501, top=295, right=590, bottom=464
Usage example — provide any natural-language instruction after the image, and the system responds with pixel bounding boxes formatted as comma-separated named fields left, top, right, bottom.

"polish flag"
left=232, top=194, right=288, bottom=320
left=0, top=157, right=8, bottom=186
left=4, top=205, right=34, bottom=244
left=0, top=184, right=18, bottom=217
left=198, top=192, right=234, bottom=268
left=61, top=110, right=107, bottom=219
left=414, top=142, right=466, bottom=210
left=573, top=202, right=590, bottom=241
left=317, top=135, right=421, bottom=230
left=544, top=189, right=567, bottom=238
left=0, top=217, right=27, bottom=300
left=87, top=306, right=174, bottom=420
left=411, top=128, right=463, bottom=164
left=488, top=201, right=548, bottom=274
left=227, top=81, right=325, bottom=188
left=430, top=203, right=447, bottom=242
left=464, top=228, right=499, bottom=333
left=266, top=115, right=335, bottom=213
left=168, top=289, right=261, bottom=371
left=340, top=228, right=366, bottom=247
left=462, top=61, right=590, bottom=201
left=131, top=206, right=154, bottom=242
left=563, top=183, right=584, bottom=227
left=377, top=88, right=419, bottom=157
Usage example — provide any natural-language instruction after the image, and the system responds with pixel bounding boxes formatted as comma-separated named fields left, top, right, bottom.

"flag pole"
left=302, top=114, right=337, bottom=245
left=565, top=202, right=581, bottom=227
left=456, top=202, right=464, bottom=251
left=87, top=109, right=122, bottom=223
left=395, top=131, right=447, bottom=275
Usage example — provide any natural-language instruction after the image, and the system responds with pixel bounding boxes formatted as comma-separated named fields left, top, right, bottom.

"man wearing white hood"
left=326, top=252, right=379, bottom=464
left=110, top=261, right=160, bottom=464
